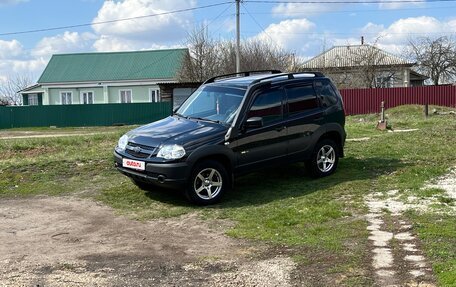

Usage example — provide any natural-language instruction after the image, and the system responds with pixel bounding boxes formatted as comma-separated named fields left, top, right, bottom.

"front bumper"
left=114, top=151, right=189, bottom=190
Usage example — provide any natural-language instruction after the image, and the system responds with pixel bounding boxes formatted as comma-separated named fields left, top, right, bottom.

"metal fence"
left=340, top=85, right=456, bottom=115
left=1, top=86, right=455, bottom=128
left=0, top=102, right=172, bottom=129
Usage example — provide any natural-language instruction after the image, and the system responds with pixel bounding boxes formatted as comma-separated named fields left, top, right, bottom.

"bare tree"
left=177, top=25, right=222, bottom=82
left=178, top=27, right=299, bottom=82
left=408, top=36, right=456, bottom=85
left=0, top=74, right=34, bottom=105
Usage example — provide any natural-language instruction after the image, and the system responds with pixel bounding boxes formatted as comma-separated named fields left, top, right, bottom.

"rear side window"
left=315, top=80, right=338, bottom=107
left=247, top=89, right=283, bottom=126
left=285, top=85, right=318, bottom=115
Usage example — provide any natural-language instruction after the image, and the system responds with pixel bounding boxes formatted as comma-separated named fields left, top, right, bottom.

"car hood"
left=127, top=116, right=228, bottom=148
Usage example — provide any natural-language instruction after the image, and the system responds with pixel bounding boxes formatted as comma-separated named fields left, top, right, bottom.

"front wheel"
left=306, top=139, right=339, bottom=178
left=186, top=160, right=229, bottom=205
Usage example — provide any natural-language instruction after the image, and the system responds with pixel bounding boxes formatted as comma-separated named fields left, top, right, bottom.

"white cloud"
left=272, top=3, right=337, bottom=17
left=0, top=0, right=27, bottom=6
left=0, top=39, right=23, bottom=59
left=0, top=58, right=46, bottom=83
left=32, top=31, right=97, bottom=58
left=255, top=19, right=316, bottom=53
left=92, top=0, right=196, bottom=47
left=378, top=0, right=424, bottom=10
left=93, top=35, right=177, bottom=52
left=330, top=16, right=456, bottom=56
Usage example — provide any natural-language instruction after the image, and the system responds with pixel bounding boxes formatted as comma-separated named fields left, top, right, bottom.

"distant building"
left=20, top=48, right=198, bottom=106
left=302, top=44, right=428, bottom=88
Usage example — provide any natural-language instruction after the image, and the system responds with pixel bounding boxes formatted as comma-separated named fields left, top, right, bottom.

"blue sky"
left=0, top=0, right=455, bottom=82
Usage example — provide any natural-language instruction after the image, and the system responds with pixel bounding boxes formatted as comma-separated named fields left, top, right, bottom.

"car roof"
left=210, top=72, right=325, bottom=89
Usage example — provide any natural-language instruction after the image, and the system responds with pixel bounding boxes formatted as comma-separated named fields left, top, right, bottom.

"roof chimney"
left=361, top=36, right=364, bottom=45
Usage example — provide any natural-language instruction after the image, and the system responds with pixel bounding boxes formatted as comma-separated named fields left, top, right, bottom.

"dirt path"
left=363, top=167, right=456, bottom=287
left=0, top=197, right=295, bottom=286
left=365, top=191, right=436, bottom=287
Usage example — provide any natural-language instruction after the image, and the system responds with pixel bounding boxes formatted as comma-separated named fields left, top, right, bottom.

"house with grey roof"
left=302, top=44, right=427, bottom=89
left=20, top=48, right=197, bottom=106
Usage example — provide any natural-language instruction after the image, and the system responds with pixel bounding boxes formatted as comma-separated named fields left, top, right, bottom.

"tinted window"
left=286, top=85, right=318, bottom=115
left=247, top=89, right=283, bottom=126
left=315, top=80, right=338, bottom=107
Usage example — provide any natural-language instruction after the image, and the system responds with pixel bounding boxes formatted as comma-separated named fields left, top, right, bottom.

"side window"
left=247, top=89, right=283, bottom=126
left=285, top=85, right=318, bottom=115
left=315, top=80, right=338, bottom=107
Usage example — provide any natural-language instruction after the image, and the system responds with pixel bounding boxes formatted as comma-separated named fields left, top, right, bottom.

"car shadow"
left=221, top=156, right=403, bottom=207
left=142, top=156, right=404, bottom=207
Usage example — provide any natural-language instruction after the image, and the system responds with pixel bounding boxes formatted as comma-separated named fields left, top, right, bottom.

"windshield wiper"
left=174, top=112, right=188, bottom=118
left=189, top=116, right=222, bottom=124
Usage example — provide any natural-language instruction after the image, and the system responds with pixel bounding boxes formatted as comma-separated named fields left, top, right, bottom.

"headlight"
left=157, top=144, right=186, bottom=160
left=117, top=134, right=129, bottom=150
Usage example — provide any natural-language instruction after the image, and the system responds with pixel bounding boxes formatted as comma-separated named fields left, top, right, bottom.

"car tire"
left=307, top=139, right=339, bottom=178
left=186, top=160, right=229, bottom=205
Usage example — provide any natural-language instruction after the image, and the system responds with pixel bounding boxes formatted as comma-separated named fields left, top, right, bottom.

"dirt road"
left=0, top=196, right=296, bottom=287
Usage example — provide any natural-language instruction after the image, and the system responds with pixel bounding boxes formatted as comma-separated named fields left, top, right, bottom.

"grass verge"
left=0, top=105, right=455, bottom=286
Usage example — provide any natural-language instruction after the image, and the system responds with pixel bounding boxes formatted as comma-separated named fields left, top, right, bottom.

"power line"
left=242, top=30, right=456, bottom=35
left=127, top=3, right=235, bottom=79
left=0, top=2, right=231, bottom=37
left=245, top=5, right=456, bottom=15
left=245, top=0, right=456, bottom=3
left=241, top=2, right=283, bottom=50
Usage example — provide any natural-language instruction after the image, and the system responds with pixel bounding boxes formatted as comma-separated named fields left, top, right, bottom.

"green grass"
left=0, top=105, right=455, bottom=286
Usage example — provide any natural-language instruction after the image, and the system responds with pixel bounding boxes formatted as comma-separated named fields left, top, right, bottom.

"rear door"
left=284, top=82, right=324, bottom=157
left=232, top=87, right=287, bottom=171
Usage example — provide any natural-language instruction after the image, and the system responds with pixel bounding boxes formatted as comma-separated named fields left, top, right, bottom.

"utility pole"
left=235, top=0, right=241, bottom=73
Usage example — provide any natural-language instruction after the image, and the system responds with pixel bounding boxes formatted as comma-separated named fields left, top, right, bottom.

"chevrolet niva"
left=114, top=70, right=346, bottom=205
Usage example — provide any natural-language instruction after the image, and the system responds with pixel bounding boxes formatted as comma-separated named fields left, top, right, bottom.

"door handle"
left=275, top=126, right=285, bottom=132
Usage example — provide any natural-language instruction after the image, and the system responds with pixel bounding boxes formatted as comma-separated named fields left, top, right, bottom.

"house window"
left=120, top=90, right=132, bottom=103
left=28, top=94, right=39, bottom=106
left=61, top=92, right=72, bottom=105
left=376, top=76, right=394, bottom=88
left=150, top=89, right=161, bottom=102
left=81, top=91, right=94, bottom=104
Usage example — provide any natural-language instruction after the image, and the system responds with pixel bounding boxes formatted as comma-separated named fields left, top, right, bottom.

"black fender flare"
left=185, top=145, right=236, bottom=176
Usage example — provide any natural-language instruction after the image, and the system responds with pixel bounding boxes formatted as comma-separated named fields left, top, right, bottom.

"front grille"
left=125, top=149, right=150, bottom=158
left=125, top=142, right=157, bottom=159
left=128, top=142, right=156, bottom=151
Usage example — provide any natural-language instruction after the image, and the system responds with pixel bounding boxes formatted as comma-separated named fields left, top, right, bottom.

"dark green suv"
left=114, top=70, right=346, bottom=205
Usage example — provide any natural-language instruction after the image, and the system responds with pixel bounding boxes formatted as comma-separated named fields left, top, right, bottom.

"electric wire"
left=0, top=2, right=231, bottom=37
left=245, top=0, right=456, bottom=3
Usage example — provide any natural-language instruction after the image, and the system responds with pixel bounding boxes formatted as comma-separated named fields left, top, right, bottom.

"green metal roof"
left=38, top=48, right=188, bottom=83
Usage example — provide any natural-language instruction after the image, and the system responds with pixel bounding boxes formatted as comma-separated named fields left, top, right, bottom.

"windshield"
left=176, top=85, right=245, bottom=124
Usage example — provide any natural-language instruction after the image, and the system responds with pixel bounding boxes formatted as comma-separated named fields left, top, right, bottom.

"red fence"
left=340, top=86, right=456, bottom=115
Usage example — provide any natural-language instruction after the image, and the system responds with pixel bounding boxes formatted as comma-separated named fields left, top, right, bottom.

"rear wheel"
left=186, top=160, right=229, bottom=205
left=307, top=139, right=339, bottom=178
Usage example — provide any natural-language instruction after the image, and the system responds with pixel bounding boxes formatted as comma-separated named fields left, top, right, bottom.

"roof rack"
left=250, top=71, right=325, bottom=84
left=203, top=70, right=282, bottom=84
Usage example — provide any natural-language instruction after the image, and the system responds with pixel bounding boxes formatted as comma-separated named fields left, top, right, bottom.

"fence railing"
left=340, top=85, right=456, bottom=115
left=0, top=102, right=172, bottom=129
left=1, top=86, right=455, bottom=128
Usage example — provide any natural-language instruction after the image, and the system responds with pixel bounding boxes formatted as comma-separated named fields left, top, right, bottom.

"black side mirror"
left=245, top=117, right=263, bottom=129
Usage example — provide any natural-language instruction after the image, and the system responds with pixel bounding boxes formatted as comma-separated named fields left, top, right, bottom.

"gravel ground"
left=0, top=196, right=296, bottom=287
